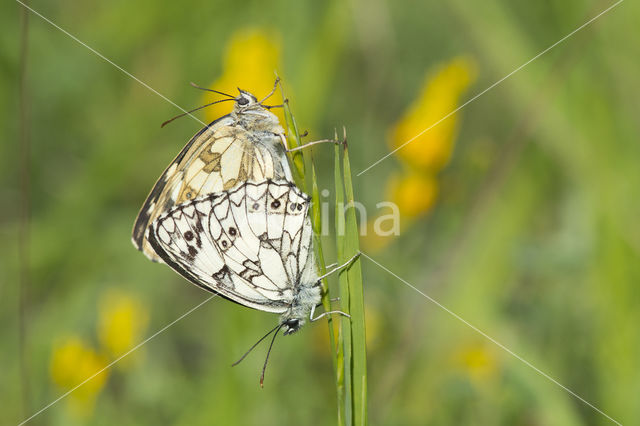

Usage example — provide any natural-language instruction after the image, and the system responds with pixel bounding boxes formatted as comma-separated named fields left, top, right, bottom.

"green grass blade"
left=335, top=140, right=352, bottom=426
left=311, top=161, right=337, bottom=338
left=341, top=139, right=367, bottom=425
left=278, top=81, right=306, bottom=189
left=311, top=160, right=341, bottom=413
left=280, top=83, right=343, bottom=424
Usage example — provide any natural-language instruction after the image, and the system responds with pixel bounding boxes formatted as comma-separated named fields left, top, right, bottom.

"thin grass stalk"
left=334, top=141, right=352, bottom=426
left=310, top=161, right=342, bottom=416
left=341, top=140, right=367, bottom=425
left=279, top=82, right=342, bottom=424
left=18, top=1, right=32, bottom=417
left=278, top=85, right=305, bottom=188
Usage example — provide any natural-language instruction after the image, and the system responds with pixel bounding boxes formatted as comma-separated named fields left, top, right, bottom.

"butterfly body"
left=147, top=180, right=321, bottom=334
left=132, top=90, right=293, bottom=262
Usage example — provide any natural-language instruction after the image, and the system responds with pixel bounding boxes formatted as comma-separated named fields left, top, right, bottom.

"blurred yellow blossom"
left=97, top=289, right=149, bottom=363
left=362, top=172, right=437, bottom=251
left=389, top=57, right=476, bottom=173
left=387, top=172, right=438, bottom=220
left=203, top=28, right=284, bottom=124
left=454, top=341, right=500, bottom=385
left=50, top=337, right=109, bottom=417
left=365, top=57, right=476, bottom=252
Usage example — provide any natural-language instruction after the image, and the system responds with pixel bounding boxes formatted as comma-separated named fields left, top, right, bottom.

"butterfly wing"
left=147, top=180, right=314, bottom=313
left=132, top=116, right=291, bottom=262
left=132, top=115, right=231, bottom=258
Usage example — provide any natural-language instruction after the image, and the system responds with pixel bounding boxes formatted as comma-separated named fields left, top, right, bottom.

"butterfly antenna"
left=160, top=98, right=235, bottom=128
left=189, top=82, right=235, bottom=98
left=231, top=323, right=281, bottom=367
left=258, top=77, right=280, bottom=105
left=260, top=323, right=284, bottom=388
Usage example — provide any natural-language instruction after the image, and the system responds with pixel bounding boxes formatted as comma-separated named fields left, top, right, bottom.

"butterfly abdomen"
left=280, top=285, right=321, bottom=334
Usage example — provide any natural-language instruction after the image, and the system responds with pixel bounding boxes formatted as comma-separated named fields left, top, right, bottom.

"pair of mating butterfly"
left=132, top=80, right=353, bottom=383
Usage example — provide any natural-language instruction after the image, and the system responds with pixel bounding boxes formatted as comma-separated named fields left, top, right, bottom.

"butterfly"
left=147, top=179, right=328, bottom=335
left=132, top=84, right=292, bottom=263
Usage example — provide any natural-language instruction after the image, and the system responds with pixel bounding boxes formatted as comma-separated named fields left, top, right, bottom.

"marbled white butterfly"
left=147, top=180, right=353, bottom=335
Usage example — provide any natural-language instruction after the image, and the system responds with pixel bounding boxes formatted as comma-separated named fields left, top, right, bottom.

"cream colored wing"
left=132, top=118, right=290, bottom=262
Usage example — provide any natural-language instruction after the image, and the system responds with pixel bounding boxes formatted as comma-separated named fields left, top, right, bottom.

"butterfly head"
left=232, top=89, right=284, bottom=132
left=234, top=89, right=259, bottom=108
left=282, top=318, right=301, bottom=335
left=233, top=89, right=268, bottom=114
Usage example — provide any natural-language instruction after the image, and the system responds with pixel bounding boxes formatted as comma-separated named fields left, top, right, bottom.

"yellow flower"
left=203, top=28, right=284, bottom=124
left=455, top=341, right=500, bottom=384
left=50, top=337, right=109, bottom=417
left=389, top=57, right=476, bottom=173
left=388, top=171, right=438, bottom=220
left=367, top=57, right=475, bottom=252
left=362, top=172, right=437, bottom=251
left=97, top=289, right=149, bottom=363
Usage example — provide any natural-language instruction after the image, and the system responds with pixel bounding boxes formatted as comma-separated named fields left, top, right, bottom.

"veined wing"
left=132, top=117, right=291, bottom=262
left=147, top=180, right=314, bottom=313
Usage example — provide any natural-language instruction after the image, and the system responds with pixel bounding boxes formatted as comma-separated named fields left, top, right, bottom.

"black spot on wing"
left=212, top=265, right=234, bottom=289
left=194, top=218, right=205, bottom=234
left=147, top=225, right=240, bottom=305
left=239, top=259, right=262, bottom=282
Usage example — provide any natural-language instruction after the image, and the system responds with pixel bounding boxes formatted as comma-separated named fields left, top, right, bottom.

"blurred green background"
left=2, top=0, right=639, bottom=424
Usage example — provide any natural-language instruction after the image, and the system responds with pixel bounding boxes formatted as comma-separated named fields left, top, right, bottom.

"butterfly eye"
left=271, top=200, right=281, bottom=209
left=237, top=96, right=249, bottom=106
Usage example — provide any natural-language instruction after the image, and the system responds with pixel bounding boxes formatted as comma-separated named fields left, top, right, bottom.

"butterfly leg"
left=287, top=126, right=348, bottom=153
left=259, top=77, right=281, bottom=104
left=316, top=252, right=361, bottom=282
left=315, top=297, right=340, bottom=309
left=309, top=303, right=350, bottom=323
left=286, top=138, right=343, bottom=153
